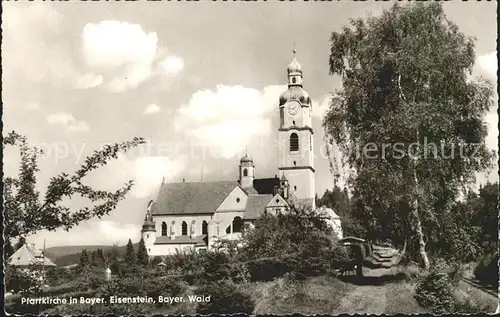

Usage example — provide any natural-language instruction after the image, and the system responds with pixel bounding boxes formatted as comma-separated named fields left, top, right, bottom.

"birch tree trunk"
left=412, top=131, right=430, bottom=270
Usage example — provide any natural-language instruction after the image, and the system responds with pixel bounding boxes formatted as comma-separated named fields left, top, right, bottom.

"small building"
left=8, top=244, right=57, bottom=268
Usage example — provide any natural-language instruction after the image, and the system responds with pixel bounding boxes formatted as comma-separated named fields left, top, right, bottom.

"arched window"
left=232, top=216, right=243, bottom=233
left=191, top=220, right=196, bottom=235
left=161, top=222, right=167, bottom=236
left=226, top=226, right=231, bottom=234
left=181, top=221, right=188, bottom=236
left=290, top=133, right=299, bottom=151
left=202, top=221, right=208, bottom=235
left=243, top=168, right=248, bottom=177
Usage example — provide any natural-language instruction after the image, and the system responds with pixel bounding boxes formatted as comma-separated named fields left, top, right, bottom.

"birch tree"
left=324, top=3, right=494, bottom=269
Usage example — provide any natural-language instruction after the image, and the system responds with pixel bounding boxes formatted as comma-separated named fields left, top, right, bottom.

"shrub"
left=195, top=280, right=255, bottom=314
left=415, top=260, right=456, bottom=314
left=5, top=266, right=43, bottom=295
left=45, top=267, right=73, bottom=286
left=74, top=267, right=107, bottom=292
left=241, top=205, right=343, bottom=281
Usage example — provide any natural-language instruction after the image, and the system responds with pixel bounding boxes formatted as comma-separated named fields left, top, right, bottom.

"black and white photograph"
left=2, top=0, right=498, bottom=315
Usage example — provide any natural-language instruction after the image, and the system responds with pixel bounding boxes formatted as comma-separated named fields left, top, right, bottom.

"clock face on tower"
left=287, top=102, right=299, bottom=115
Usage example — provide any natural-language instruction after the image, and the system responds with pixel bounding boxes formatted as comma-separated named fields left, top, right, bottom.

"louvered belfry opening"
left=290, top=133, right=299, bottom=151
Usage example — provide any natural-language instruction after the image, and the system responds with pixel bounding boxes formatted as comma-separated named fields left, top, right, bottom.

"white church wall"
left=149, top=243, right=197, bottom=257
left=216, top=187, right=247, bottom=212
left=153, top=214, right=213, bottom=238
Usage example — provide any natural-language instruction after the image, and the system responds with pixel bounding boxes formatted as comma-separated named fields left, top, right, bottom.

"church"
left=141, top=52, right=342, bottom=256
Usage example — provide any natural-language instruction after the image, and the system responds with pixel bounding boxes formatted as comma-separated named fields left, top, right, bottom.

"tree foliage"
left=3, top=131, right=145, bottom=241
left=316, top=186, right=365, bottom=237
left=125, top=238, right=135, bottom=266
left=241, top=205, right=351, bottom=280
left=324, top=2, right=495, bottom=268
left=79, top=249, right=90, bottom=268
left=136, top=237, right=149, bottom=266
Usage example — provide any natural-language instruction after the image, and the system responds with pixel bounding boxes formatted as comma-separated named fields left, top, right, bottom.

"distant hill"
left=45, top=243, right=139, bottom=267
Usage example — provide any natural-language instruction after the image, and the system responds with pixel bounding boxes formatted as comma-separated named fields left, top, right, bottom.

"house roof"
left=8, top=244, right=57, bottom=267
left=244, top=194, right=274, bottom=220
left=151, top=181, right=240, bottom=215
left=154, top=235, right=207, bottom=246
left=252, top=177, right=281, bottom=195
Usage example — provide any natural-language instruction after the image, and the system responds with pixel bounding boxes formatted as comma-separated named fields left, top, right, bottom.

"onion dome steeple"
left=279, top=48, right=311, bottom=107
left=287, top=48, right=302, bottom=75
left=141, top=200, right=156, bottom=233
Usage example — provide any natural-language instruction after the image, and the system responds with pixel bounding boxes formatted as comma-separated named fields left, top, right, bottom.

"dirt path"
left=336, top=268, right=392, bottom=314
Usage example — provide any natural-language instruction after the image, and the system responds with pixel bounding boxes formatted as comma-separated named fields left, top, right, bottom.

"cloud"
left=143, top=104, right=161, bottom=115
left=46, top=112, right=89, bottom=132
left=312, top=95, right=332, bottom=118
left=81, top=21, right=183, bottom=93
left=84, top=154, right=185, bottom=199
left=2, top=4, right=102, bottom=90
left=477, top=51, right=497, bottom=79
left=175, top=85, right=286, bottom=158
left=158, top=56, right=184, bottom=76
left=75, top=73, right=104, bottom=89
left=131, top=156, right=184, bottom=198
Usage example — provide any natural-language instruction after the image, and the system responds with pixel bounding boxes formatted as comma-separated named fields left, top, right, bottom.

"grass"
left=242, top=275, right=355, bottom=314
left=453, top=281, right=498, bottom=313
left=385, top=280, right=428, bottom=314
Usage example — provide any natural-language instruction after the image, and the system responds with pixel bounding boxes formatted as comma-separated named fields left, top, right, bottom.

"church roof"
left=154, top=235, right=207, bottom=246
left=240, top=154, right=253, bottom=163
left=244, top=194, right=274, bottom=220
left=252, top=177, right=281, bottom=195
left=152, top=181, right=240, bottom=215
left=279, top=86, right=311, bottom=106
left=9, top=244, right=57, bottom=267
left=287, top=57, right=302, bottom=74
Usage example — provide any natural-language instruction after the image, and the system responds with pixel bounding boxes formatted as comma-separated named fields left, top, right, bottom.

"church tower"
left=239, top=153, right=255, bottom=189
left=141, top=200, right=156, bottom=249
left=277, top=50, right=315, bottom=209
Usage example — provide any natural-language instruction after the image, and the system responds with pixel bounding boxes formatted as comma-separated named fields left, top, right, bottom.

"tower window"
left=233, top=217, right=243, bottom=233
left=147, top=234, right=150, bottom=239
left=236, top=197, right=240, bottom=203
left=243, top=168, right=248, bottom=177
left=290, top=133, right=299, bottom=151
left=292, top=77, right=297, bottom=84
left=293, top=161, right=297, bottom=166
left=292, top=120, right=296, bottom=125
left=161, top=222, right=167, bottom=236
left=202, top=221, right=208, bottom=235
left=181, top=221, right=188, bottom=236
left=294, top=186, right=297, bottom=191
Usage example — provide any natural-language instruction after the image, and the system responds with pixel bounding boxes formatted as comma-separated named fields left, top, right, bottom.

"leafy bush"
left=45, top=267, right=74, bottom=286
left=195, top=280, right=255, bottom=314
left=5, top=266, right=43, bottom=295
left=415, top=260, right=456, bottom=313
left=474, top=251, right=498, bottom=289
left=241, top=205, right=344, bottom=281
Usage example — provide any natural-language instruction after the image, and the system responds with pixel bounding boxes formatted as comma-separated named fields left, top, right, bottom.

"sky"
left=2, top=1, right=498, bottom=248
